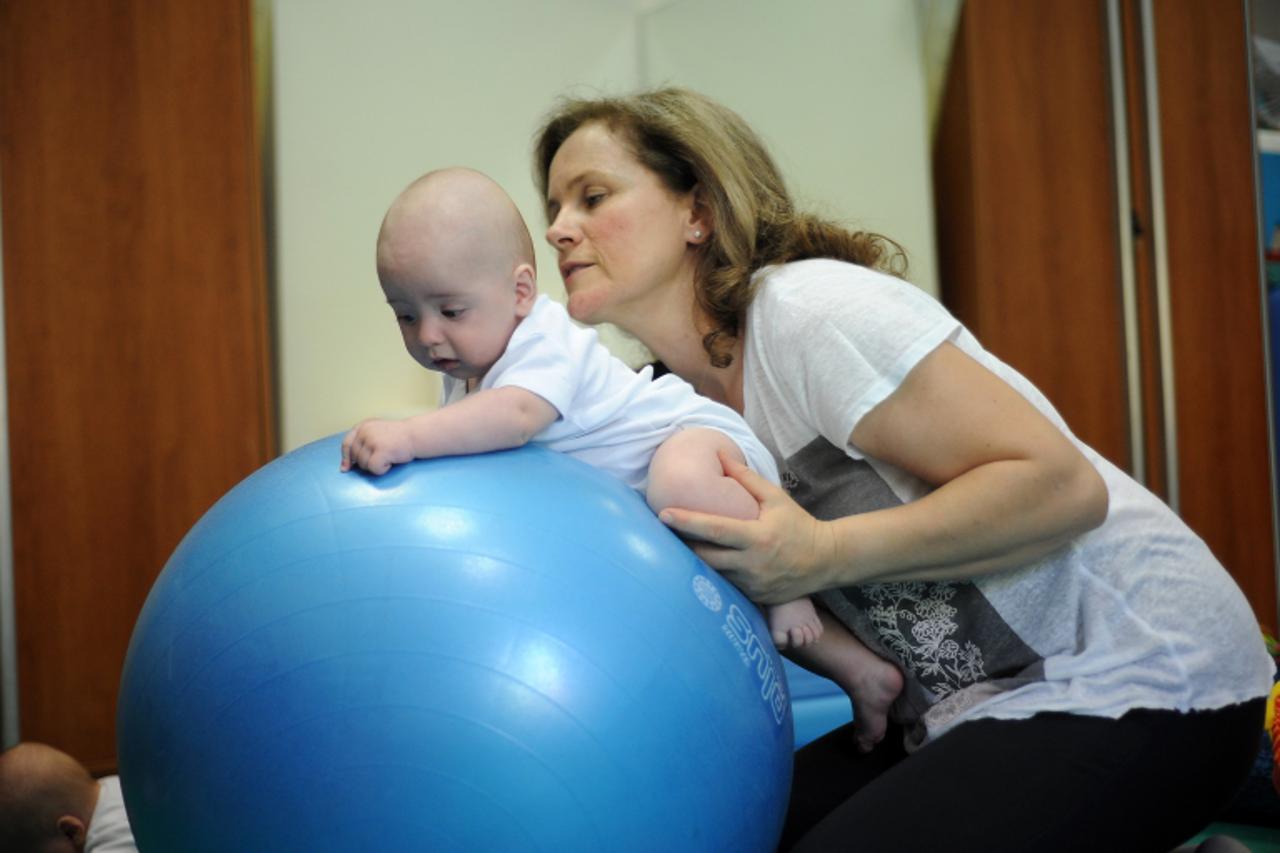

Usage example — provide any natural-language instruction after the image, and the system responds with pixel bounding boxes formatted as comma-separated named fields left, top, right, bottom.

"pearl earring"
left=693, top=230, right=703, bottom=239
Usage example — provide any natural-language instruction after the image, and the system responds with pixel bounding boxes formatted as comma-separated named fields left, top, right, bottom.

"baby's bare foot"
left=776, top=622, right=823, bottom=649
left=850, top=656, right=904, bottom=752
left=768, top=600, right=825, bottom=650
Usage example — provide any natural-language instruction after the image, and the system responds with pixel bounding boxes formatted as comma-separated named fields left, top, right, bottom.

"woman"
left=533, top=87, right=1273, bottom=851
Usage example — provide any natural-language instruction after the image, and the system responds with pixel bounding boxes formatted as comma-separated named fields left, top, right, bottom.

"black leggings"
left=781, top=699, right=1264, bottom=853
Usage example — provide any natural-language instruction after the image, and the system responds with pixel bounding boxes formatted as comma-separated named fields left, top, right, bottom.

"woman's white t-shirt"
left=742, top=259, right=1273, bottom=747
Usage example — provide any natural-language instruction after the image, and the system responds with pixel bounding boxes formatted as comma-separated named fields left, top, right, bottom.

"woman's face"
left=544, top=122, right=702, bottom=327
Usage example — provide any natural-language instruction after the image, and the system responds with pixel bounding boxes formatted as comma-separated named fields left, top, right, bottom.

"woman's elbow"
left=1062, top=454, right=1109, bottom=535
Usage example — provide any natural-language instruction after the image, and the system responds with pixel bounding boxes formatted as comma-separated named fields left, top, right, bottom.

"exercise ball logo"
left=692, top=575, right=787, bottom=726
left=692, top=575, right=722, bottom=612
left=723, top=604, right=789, bottom=725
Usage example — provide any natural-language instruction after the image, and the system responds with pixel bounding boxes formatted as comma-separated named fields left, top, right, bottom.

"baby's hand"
left=340, top=418, right=416, bottom=475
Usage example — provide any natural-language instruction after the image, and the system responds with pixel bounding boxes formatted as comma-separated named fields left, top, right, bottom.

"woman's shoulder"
left=751, top=259, right=946, bottom=330
left=754, top=258, right=933, bottom=310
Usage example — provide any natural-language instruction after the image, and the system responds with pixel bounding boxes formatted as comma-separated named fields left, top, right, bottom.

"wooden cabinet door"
left=934, top=0, right=1277, bottom=628
left=933, top=0, right=1132, bottom=469
left=1151, top=0, right=1276, bottom=628
left=1, top=0, right=275, bottom=773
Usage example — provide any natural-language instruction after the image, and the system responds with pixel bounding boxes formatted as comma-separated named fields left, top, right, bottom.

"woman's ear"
left=687, top=185, right=713, bottom=245
left=514, top=263, right=538, bottom=318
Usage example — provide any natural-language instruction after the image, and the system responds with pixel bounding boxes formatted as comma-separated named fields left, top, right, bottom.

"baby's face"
left=379, top=253, right=524, bottom=383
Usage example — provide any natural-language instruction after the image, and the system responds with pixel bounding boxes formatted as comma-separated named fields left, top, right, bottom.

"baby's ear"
left=57, top=814, right=87, bottom=849
left=513, top=263, right=537, bottom=318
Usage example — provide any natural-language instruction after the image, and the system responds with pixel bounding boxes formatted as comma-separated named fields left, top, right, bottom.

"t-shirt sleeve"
left=85, top=777, right=138, bottom=852
left=759, top=265, right=960, bottom=458
left=484, top=325, right=579, bottom=417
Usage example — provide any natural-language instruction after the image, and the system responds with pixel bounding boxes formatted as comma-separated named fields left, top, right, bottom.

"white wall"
left=641, top=0, right=937, bottom=294
left=272, top=0, right=640, bottom=450
left=271, top=0, right=937, bottom=451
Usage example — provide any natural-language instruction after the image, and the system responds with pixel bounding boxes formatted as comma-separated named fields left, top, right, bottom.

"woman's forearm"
left=816, top=454, right=1109, bottom=587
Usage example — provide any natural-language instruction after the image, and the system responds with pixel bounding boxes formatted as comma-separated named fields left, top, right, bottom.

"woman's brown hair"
left=534, top=87, right=906, bottom=367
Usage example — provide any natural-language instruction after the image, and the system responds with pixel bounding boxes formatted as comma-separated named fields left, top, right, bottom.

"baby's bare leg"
left=646, top=427, right=759, bottom=520
left=649, top=429, right=825, bottom=648
left=648, top=429, right=901, bottom=749
left=788, top=609, right=904, bottom=753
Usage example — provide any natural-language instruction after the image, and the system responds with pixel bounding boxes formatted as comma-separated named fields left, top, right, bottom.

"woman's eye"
left=584, top=191, right=605, bottom=208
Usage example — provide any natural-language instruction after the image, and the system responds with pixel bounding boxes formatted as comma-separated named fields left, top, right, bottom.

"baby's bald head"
left=377, top=167, right=536, bottom=286
left=373, top=168, right=540, bottom=380
left=0, top=742, right=98, bottom=851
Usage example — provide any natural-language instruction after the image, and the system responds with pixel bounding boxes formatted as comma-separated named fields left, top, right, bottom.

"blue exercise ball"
left=117, top=435, right=793, bottom=852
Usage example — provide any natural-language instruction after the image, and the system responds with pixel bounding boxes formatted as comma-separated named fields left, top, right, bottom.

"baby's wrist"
left=404, top=415, right=434, bottom=459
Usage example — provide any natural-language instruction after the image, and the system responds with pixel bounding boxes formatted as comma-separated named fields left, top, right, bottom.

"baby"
left=341, top=168, right=902, bottom=745
left=0, top=742, right=136, bottom=852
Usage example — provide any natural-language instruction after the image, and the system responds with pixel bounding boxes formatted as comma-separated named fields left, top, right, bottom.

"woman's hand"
left=659, top=451, right=836, bottom=604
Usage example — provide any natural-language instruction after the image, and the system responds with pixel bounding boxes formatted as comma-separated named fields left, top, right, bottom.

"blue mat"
left=783, top=659, right=851, bottom=748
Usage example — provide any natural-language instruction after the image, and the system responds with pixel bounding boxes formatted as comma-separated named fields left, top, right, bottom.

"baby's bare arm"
left=341, top=386, right=558, bottom=475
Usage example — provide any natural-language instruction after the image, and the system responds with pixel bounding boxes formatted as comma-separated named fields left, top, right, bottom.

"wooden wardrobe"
left=0, top=0, right=275, bottom=773
left=935, top=0, right=1277, bottom=627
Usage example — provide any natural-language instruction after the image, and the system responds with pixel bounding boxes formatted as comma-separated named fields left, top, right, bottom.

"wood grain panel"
left=0, top=0, right=275, bottom=772
left=934, top=0, right=1131, bottom=470
left=1151, top=0, right=1276, bottom=626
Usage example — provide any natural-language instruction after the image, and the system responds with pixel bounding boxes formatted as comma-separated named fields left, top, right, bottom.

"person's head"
left=534, top=87, right=904, bottom=367
left=0, top=742, right=100, bottom=852
left=376, top=167, right=538, bottom=384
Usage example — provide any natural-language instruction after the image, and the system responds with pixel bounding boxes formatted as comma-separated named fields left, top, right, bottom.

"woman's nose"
left=545, top=210, right=578, bottom=247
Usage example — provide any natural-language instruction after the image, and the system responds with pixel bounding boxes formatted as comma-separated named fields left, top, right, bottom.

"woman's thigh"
left=782, top=700, right=1263, bottom=853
